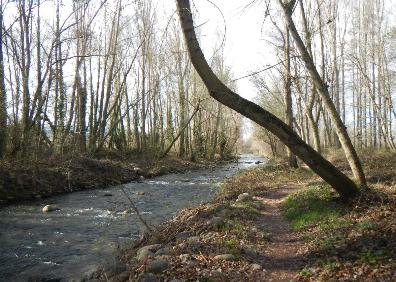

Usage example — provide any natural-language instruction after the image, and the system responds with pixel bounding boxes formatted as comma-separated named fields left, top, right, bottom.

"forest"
left=0, top=0, right=241, bottom=161
left=0, top=0, right=395, bottom=281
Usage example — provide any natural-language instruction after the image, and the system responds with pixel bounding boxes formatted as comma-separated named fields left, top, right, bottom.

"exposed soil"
left=255, top=187, right=306, bottom=281
left=0, top=153, right=218, bottom=207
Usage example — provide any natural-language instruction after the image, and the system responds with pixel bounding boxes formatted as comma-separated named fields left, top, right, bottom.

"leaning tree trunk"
left=279, top=0, right=367, bottom=189
left=176, top=0, right=359, bottom=199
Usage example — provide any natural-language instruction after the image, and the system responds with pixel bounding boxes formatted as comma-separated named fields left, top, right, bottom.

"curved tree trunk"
left=176, top=0, right=359, bottom=199
left=279, top=0, right=367, bottom=189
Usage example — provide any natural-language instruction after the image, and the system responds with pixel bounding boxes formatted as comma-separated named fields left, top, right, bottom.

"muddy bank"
left=0, top=154, right=219, bottom=207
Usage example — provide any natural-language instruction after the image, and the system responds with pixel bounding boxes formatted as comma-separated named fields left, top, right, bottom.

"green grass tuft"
left=282, top=184, right=347, bottom=230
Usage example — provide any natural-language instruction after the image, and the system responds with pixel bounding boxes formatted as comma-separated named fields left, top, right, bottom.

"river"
left=0, top=154, right=266, bottom=281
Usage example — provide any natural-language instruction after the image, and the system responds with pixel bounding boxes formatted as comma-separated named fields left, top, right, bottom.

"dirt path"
left=256, top=187, right=306, bottom=281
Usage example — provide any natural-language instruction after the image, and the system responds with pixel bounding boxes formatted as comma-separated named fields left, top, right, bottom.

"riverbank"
left=0, top=153, right=225, bottom=207
left=97, top=151, right=396, bottom=281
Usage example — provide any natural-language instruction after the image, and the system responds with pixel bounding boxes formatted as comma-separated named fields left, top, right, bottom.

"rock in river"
left=42, top=205, right=59, bottom=212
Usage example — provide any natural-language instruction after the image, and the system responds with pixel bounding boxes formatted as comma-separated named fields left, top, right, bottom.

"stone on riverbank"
left=210, top=216, right=224, bottom=228
left=175, top=231, right=192, bottom=241
left=138, top=273, right=158, bottom=282
left=251, top=263, right=262, bottom=270
left=136, top=244, right=162, bottom=261
left=102, top=259, right=127, bottom=278
left=134, top=167, right=142, bottom=174
left=146, top=259, right=169, bottom=274
left=213, top=254, right=237, bottom=261
left=155, top=246, right=172, bottom=256
left=186, top=236, right=200, bottom=245
left=236, top=192, right=252, bottom=202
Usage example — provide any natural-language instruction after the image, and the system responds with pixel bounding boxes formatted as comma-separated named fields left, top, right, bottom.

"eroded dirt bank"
left=0, top=154, right=220, bottom=207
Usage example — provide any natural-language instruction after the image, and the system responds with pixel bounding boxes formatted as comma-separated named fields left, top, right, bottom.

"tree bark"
left=283, top=24, right=298, bottom=168
left=0, top=0, right=7, bottom=158
left=176, top=0, right=359, bottom=199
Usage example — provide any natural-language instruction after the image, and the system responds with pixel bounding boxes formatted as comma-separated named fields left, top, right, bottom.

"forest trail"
left=256, top=186, right=306, bottom=281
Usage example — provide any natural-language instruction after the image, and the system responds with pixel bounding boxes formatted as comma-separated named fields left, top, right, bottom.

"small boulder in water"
left=42, top=205, right=59, bottom=212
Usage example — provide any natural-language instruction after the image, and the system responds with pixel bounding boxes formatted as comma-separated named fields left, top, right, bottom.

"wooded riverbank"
left=96, top=151, right=396, bottom=281
left=0, top=153, right=227, bottom=207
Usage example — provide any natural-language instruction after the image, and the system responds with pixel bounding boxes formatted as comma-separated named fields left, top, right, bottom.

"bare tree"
left=176, top=0, right=359, bottom=198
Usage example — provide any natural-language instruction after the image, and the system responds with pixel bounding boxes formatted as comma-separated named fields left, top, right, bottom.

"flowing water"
left=0, top=154, right=266, bottom=281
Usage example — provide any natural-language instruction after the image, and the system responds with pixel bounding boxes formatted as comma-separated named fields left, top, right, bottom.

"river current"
left=0, top=154, right=265, bottom=281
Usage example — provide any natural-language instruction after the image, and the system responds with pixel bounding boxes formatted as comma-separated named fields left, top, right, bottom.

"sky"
left=160, top=0, right=278, bottom=139
left=160, top=0, right=276, bottom=102
left=187, top=0, right=273, bottom=101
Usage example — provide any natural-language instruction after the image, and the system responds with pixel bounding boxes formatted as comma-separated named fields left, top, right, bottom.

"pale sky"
left=164, top=0, right=278, bottom=139
left=159, top=0, right=276, bottom=102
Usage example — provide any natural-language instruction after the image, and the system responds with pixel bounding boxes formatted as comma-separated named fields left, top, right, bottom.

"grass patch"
left=217, top=220, right=245, bottom=235
left=223, top=239, right=241, bottom=257
left=232, top=201, right=261, bottom=218
left=282, top=184, right=348, bottom=230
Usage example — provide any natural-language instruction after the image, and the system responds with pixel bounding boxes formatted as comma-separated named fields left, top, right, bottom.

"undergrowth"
left=282, top=184, right=349, bottom=230
left=280, top=153, right=396, bottom=281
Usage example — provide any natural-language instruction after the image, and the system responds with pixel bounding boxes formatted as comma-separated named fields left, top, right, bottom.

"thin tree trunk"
left=284, top=23, right=298, bottom=168
left=280, top=0, right=367, bottom=188
left=0, top=0, right=7, bottom=158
